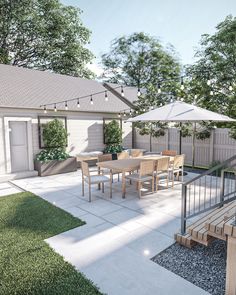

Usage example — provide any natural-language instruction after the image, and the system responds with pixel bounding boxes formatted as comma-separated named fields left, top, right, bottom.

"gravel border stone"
left=152, top=240, right=227, bottom=295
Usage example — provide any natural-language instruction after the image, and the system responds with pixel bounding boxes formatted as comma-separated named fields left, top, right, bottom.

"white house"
left=0, top=64, right=137, bottom=181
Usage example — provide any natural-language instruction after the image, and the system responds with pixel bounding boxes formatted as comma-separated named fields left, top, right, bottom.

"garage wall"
left=0, top=108, right=133, bottom=174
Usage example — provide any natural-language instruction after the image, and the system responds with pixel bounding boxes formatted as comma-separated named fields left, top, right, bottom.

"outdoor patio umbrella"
left=127, top=101, right=235, bottom=167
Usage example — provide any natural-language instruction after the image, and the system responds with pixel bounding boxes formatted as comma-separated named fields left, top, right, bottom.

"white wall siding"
left=122, top=122, right=133, bottom=148
left=0, top=116, right=6, bottom=174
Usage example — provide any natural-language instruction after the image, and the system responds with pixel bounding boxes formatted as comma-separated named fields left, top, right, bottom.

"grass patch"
left=0, top=192, right=103, bottom=295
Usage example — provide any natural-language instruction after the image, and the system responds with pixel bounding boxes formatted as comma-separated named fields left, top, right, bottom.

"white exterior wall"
left=0, top=108, right=133, bottom=175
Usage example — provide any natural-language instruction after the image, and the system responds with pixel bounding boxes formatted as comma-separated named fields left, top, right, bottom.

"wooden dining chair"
left=117, top=151, right=129, bottom=159
left=81, top=161, right=112, bottom=202
left=125, top=160, right=155, bottom=198
left=131, top=149, right=143, bottom=158
left=155, top=157, right=170, bottom=191
left=161, top=150, right=177, bottom=157
left=169, top=154, right=185, bottom=187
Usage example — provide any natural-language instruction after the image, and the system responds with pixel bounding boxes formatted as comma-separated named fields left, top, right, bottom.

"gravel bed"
left=152, top=240, right=227, bottom=295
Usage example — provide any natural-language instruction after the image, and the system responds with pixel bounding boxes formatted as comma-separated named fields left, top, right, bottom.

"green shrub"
left=36, top=119, right=70, bottom=162
left=104, top=120, right=123, bottom=153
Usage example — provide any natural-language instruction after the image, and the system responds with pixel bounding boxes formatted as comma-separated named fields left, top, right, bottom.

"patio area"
left=12, top=170, right=209, bottom=295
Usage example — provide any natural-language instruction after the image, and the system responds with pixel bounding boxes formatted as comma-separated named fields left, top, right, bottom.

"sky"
left=62, top=0, right=236, bottom=74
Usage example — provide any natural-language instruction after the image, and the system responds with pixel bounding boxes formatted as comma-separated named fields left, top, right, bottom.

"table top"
left=96, top=155, right=173, bottom=172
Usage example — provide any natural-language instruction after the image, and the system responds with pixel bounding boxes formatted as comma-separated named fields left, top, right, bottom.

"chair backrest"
left=161, top=150, right=177, bottom=157
left=156, top=157, right=170, bottom=172
left=117, top=151, right=129, bottom=160
left=140, top=160, right=155, bottom=177
left=173, top=154, right=185, bottom=169
left=131, top=149, right=143, bottom=158
left=81, top=161, right=90, bottom=177
left=98, top=154, right=112, bottom=162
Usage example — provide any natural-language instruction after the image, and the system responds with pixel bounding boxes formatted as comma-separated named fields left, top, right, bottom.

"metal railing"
left=181, top=155, right=236, bottom=235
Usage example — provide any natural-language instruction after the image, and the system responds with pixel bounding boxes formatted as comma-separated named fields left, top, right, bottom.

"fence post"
left=181, top=184, right=187, bottom=235
left=209, top=128, right=215, bottom=164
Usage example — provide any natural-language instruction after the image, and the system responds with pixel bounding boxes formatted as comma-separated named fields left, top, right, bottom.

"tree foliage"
left=0, top=0, right=94, bottom=77
left=185, top=15, right=236, bottom=138
left=101, top=32, right=181, bottom=137
left=104, top=120, right=123, bottom=153
left=43, top=119, right=68, bottom=149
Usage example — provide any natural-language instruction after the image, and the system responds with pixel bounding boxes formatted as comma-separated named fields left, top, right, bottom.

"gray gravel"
left=152, top=240, right=226, bottom=295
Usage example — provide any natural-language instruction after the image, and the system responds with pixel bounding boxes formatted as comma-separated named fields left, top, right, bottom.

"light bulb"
left=207, top=79, right=211, bottom=86
left=123, top=111, right=126, bottom=117
left=121, top=86, right=124, bottom=97
left=90, top=95, right=93, bottom=105
left=43, top=106, right=47, bottom=114
left=118, top=113, right=121, bottom=118
left=65, top=102, right=68, bottom=110
left=54, top=104, right=57, bottom=112
left=129, top=109, right=132, bottom=115
left=77, top=99, right=80, bottom=108
left=180, top=77, right=184, bottom=90
left=105, top=91, right=108, bottom=101
left=137, top=88, right=141, bottom=97
left=210, top=90, right=214, bottom=96
left=157, top=83, right=161, bottom=94
left=229, top=85, right=233, bottom=91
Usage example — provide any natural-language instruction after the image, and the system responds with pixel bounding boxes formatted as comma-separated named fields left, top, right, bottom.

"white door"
left=9, top=121, right=29, bottom=172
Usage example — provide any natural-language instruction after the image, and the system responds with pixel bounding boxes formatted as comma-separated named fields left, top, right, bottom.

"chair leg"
left=172, top=171, right=174, bottom=188
left=177, top=171, right=180, bottom=181
left=82, top=179, right=85, bottom=196
left=118, top=173, right=120, bottom=182
left=102, top=182, right=104, bottom=193
left=138, top=182, right=142, bottom=198
left=129, top=172, right=132, bottom=185
left=156, top=176, right=159, bottom=192
left=166, top=175, right=169, bottom=188
left=89, top=184, right=91, bottom=202
left=182, top=168, right=184, bottom=182
left=152, top=177, right=154, bottom=193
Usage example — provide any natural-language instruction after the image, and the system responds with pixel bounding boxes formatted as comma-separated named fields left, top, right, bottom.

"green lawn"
left=0, top=192, right=103, bottom=295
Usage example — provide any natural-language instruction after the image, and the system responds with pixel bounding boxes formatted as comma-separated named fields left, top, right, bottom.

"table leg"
left=98, top=166, right=101, bottom=190
left=122, top=171, right=126, bottom=198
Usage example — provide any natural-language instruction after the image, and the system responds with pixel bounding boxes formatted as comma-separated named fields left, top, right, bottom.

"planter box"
left=35, top=157, right=77, bottom=177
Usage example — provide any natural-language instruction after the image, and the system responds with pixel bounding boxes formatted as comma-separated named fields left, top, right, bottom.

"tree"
left=0, top=0, right=94, bottom=78
left=101, top=32, right=181, bottom=136
left=104, top=120, right=123, bottom=153
left=185, top=15, right=236, bottom=138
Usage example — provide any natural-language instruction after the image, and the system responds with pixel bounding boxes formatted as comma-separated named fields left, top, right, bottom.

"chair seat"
left=154, top=171, right=168, bottom=177
left=85, top=175, right=110, bottom=184
left=126, top=173, right=153, bottom=182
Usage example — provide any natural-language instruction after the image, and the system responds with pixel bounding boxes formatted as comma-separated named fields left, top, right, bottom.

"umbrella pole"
left=179, top=123, right=182, bottom=154
left=192, top=123, right=196, bottom=168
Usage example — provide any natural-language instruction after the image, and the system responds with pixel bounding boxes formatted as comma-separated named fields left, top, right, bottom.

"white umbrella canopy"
left=127, top=101, right=235, bottom=167
left=127, top=101, right=235, bottom=123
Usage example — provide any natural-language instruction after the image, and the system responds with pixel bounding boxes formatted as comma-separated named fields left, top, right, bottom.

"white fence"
left=134, top=128, right=236, bottom=167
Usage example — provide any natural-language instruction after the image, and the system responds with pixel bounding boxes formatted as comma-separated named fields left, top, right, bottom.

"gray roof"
left=0, top=64, right=135, bottom=113
left=104, top=82, right=138, bottom=105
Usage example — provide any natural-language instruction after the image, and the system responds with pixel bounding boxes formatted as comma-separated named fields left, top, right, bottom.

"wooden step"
left=176, top=201, right=236, bottom=248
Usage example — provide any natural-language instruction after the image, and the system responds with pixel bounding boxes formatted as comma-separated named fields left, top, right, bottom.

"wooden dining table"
left=96, top=155, right=173, bottom=198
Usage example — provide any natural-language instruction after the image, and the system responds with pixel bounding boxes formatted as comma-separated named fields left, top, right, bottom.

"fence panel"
left=134, top=128, right=236, bottom=167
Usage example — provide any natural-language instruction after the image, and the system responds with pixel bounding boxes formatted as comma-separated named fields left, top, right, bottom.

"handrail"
left=181, top=154, right=236, bottom=235
left=184, top=154, right=236, bottom=186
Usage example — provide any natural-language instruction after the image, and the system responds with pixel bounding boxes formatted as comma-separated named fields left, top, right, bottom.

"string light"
left=157, top=83, right=161, bottom=94
left=54, top=104, right=57, bottom=112
left=44, top=105, right=47, bottom=114
left=65, top=101, right=68, bottom=110
left=121, top=86, right=124, bottom=97
left=229, top=84, right=233, bottom=91
left=136, top=110, right=138, bottom=114
left=90, top=95, right=93, bottom=105
left=123, top=111, right=126, bottom=117
left=105, top=91, right=108, bottom=101
left=129, top=109, right=132, bottom=116
left=180, top=77, right=184, bottom=90
left=118, top=112, right=121, bottom=118
left=207, top=76, right=211, bottom=86
left=210, top=90, right=214, bottom=96
left=77, top=99, right=80, bottom=108
left=151, top=106, right=154, bottom=110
